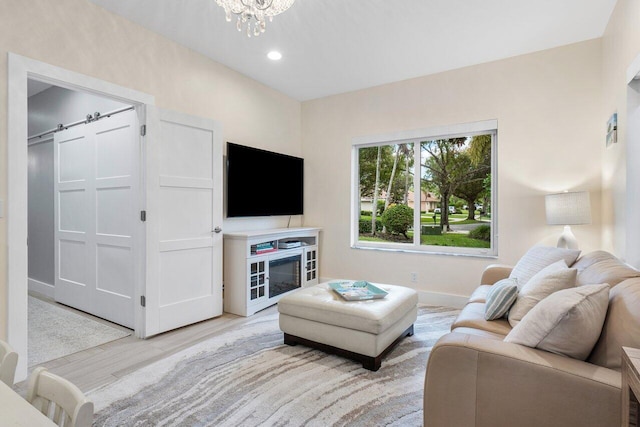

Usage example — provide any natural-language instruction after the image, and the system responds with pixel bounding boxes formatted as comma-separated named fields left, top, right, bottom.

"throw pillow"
left=572, top=250, right=640, bottom=287
left=504, top=284, right=610, bottom=360
left=508, top=245, right=581, bottom=287
left=484, top=278, right=519, bottom=320
left=507, top=260, right=577, bottom=327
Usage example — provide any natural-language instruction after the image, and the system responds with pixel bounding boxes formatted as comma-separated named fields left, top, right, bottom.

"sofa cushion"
left=484, top=278, right=518, bottom=320
left=504, top=284, right=610, bottom=360
left=508, top=245, right=581, bottom=287
left=588, top=278, right=640, bottom=370
left=451, top=302, right=512, bottom=336
left=508, top=260, right=577, bottom=327
left=572, top=250, right=640, bottom=287
left=446, top=326, right=506, bottom=341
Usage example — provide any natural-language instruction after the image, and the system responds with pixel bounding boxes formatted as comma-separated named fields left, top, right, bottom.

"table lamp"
left=545, top=191, right=591, bottom=250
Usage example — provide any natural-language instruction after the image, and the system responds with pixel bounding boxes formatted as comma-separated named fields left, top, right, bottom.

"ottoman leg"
left=283, top=333, right=299, bottom=346
left=362, top=356, right=382, bottom=372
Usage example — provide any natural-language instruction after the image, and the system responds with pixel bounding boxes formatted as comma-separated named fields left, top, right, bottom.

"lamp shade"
left=545, top=191, right=592, bottom=225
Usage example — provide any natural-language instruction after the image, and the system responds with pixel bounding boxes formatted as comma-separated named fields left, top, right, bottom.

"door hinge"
left=140, top=210, right=146, bottom=222
left=140, top=124, right=146, bottom=136
left=140, top=295, right=146, bottom=307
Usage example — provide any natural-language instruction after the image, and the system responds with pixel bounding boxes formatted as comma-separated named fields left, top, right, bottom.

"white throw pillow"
left=509, top=245, right=581, bottom=287
left=504, top=284, right=610, bottom=360
left=508, top=260, right=577, bottom=327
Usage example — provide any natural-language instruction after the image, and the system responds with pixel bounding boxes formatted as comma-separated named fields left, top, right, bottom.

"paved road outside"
left=450, top=222, right=486, bottom=231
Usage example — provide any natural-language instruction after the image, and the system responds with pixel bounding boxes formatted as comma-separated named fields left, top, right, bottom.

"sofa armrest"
left=480, top=264, right=513, bottom=285
left=424, top=332, right=621, bottom=427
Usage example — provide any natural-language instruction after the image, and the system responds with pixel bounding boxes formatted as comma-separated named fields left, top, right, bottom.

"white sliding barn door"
left=143, top=107, right=223, bottom=337
left=54, top=110, right=138, bottom=328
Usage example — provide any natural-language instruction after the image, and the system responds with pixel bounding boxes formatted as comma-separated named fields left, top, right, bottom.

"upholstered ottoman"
left=277, top=282, right=418, bottom=371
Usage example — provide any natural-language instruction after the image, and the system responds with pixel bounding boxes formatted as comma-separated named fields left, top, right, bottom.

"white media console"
left=223, top=227, right=321, bottom=316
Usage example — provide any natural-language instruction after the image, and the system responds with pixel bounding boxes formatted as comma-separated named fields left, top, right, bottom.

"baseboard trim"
left=417, top=290, right=467, bottom=309
left=318, top=276, right=468, bottom=309
left=28, top=278, right=54, bottom=299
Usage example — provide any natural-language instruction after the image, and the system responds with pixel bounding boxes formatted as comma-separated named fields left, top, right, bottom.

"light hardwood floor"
left=14, top=304, right=278, bottom=396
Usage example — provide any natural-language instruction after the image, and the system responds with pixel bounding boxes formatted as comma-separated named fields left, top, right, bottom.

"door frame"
left=626, top=54, right=640, bottom=267
left=7, top=53, right=154, bottom=381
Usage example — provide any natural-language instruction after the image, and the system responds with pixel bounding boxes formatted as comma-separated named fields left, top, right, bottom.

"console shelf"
left=223, top=227, right=321, bottom=316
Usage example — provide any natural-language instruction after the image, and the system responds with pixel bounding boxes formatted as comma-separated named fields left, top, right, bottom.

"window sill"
left=351, top=243, right=498, bottom=259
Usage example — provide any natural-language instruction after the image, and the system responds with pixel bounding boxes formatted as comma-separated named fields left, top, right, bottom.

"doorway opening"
left=26, top=82, right=138, bottom=368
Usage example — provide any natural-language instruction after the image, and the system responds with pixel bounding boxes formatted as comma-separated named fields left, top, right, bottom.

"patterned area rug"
left=88, top=305, right=459, bottom=427
left=28, top=295, right=131, bottom=367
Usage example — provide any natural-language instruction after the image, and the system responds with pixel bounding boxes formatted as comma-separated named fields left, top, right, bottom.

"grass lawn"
left=419, top=233, right=490, bottom=248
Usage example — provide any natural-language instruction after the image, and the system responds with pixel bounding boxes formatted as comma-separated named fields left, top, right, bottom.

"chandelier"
left=215, top=0, right=296, bottom=37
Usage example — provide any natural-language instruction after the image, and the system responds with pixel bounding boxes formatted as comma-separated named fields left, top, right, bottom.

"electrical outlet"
left=410, top=272, right=418, bottom=283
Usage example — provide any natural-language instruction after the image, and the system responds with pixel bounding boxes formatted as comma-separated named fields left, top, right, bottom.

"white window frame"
left=350, top=119, right=498, bottom=258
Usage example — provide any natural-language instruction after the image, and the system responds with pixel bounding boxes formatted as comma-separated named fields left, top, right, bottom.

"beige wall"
left=600, top=0, right=640, bottom=260
left=0, top=0, right=302, bottom=339
left=302, top=40, right=604, bottom=299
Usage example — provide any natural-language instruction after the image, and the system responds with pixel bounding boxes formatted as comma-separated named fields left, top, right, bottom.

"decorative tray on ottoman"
left=329, top=281, right=389, bottom=301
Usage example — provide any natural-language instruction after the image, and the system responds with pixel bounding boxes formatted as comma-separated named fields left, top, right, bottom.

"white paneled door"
left=54, top=110, right=138, bottom=328
left=144, top=107, right=223, bottom=337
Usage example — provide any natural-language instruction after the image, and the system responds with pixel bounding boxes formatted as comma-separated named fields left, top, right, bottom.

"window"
left=351, top=120, right=497, bottom=257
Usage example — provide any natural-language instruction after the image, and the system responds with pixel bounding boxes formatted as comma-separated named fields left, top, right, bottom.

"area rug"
left=28, top=295, right=131, bottom=367
left=88, top=305, right=459, bottom=427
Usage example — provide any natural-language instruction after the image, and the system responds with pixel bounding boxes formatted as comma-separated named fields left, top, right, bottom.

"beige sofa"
left=424, top=250, right=640, bottom=427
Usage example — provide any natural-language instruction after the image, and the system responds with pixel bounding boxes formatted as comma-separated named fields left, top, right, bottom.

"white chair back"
left=0, top=339, right=18, bottom=386
left=27, top=367, right=93, bottom=427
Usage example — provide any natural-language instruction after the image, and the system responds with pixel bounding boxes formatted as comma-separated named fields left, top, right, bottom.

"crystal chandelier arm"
left=240, top=0, right=275, bottom=11
left=217, top=0, right=246, bottom=15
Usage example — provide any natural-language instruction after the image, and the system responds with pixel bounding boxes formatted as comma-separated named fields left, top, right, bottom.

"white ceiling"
left=88, top=0, right=617, bottom=101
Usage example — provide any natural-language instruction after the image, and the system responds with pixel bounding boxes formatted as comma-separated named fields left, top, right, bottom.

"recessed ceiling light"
left=267, top=51, right=282, bottom=61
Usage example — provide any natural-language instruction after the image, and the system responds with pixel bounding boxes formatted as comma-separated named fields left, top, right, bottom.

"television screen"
left=226, top=142, right=304, bottom=217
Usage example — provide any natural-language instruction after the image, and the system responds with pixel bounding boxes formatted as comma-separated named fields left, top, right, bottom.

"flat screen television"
left=226, top=142, right=304, bottom=217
